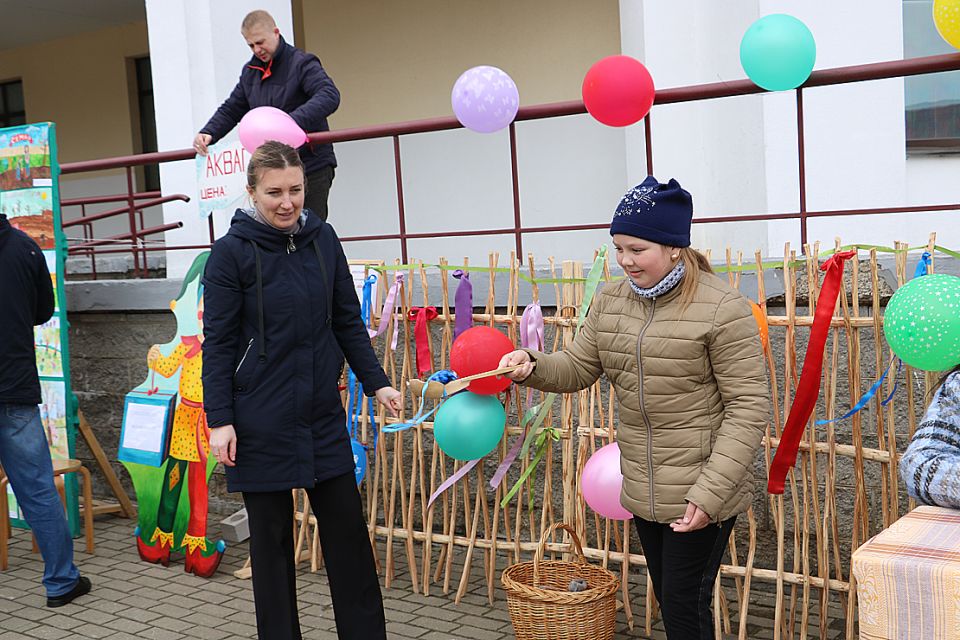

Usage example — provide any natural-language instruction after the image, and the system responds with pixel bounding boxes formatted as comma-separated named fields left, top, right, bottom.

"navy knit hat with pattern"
left=610, top=176, right=693, bottom=247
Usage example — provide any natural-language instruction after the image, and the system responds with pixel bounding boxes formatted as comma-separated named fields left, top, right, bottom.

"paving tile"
left=2, top=515, right=841, bottom=640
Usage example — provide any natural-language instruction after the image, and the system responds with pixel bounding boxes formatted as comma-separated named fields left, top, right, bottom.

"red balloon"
left=449, top=327, right=515, bottom=395
left=582, top=55, right=655, bottom=127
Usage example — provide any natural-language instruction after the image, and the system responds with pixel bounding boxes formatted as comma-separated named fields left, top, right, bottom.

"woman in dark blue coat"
left=202, top=141, right=400, bottom=640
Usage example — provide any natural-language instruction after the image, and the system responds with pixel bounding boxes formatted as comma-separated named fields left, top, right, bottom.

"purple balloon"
left=451, top=66, right=520, bottom=134
left=581, top=442, right=633, bottom=520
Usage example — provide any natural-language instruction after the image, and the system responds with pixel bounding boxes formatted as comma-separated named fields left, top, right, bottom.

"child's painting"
left=39, top=380, right=68, bottom=459
left=35, top=316, right=63, bottom=377
left=2, top=187, right=55, bottom=249
left=0, top=125, right=52, bottom=191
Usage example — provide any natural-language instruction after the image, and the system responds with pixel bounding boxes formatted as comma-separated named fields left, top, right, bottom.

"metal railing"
left=59, top=52, right=960, bottom=276
left=62, top=191, right=189, bottom=277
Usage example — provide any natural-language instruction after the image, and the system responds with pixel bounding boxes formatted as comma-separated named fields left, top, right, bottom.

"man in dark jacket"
left=193, top=9, right=340, bottom=220
left=0, top=214, right=90, bottom=607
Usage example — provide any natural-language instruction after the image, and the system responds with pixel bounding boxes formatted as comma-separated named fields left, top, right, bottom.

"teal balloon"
left=740, top=14, right=816, bottom=91
left=433, top=392, right=506, bottom=461
left=884, top=274, right=960, bottom=372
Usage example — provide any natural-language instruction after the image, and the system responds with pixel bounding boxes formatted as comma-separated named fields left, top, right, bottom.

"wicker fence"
left=303, top=237, right=947, bottom=639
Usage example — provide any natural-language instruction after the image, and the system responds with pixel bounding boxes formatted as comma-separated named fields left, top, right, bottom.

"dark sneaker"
left=46, top=576, right=91, bottom=608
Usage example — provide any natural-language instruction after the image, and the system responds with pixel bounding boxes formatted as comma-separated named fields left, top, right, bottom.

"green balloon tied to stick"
left=884, top=273, right=960, bottom=372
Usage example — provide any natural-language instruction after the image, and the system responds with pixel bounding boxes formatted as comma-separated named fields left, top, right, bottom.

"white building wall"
left=147, top=0, right=959, bottom=275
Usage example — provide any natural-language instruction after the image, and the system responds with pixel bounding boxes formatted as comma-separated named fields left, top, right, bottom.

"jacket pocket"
left=233, top=338, right=260, bottom=393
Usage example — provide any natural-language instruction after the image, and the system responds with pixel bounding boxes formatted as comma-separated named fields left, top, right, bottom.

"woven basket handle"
left=532, top=522, right=586, bottom=587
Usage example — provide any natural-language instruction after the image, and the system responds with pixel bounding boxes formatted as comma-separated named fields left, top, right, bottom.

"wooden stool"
left=0, top=458, right=95, bottom=570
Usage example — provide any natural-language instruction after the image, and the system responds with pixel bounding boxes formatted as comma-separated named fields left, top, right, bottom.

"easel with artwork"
left=0, top=122, right=81, bottom=535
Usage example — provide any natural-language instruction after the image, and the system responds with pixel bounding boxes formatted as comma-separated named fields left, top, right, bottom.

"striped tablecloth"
left=852, top=505, right=960, bottom=639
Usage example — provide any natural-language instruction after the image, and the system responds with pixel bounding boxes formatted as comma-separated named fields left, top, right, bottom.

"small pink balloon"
left=238, top=106, right=308, bottom=153
left=581, top=442, right=633, bottom=520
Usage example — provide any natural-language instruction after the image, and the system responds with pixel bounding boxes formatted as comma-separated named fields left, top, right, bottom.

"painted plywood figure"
left=127, top=252, right=225, bottom=577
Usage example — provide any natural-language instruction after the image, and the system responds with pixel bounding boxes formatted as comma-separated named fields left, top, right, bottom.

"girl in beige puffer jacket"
left=500, top=176, right=769, bottom=640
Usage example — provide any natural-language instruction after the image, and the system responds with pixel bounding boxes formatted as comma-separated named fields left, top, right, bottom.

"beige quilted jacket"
left=523, top=271, right=769, bottom=523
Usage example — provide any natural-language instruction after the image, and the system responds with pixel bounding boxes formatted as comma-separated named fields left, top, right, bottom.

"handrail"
left=62, top=191, right=162, bottom=207
left=68, top=221, right=184, bottom=251
left=62, top=194, right=190, bottom=228
left=60, top=53, right=960, bottom=173
left=56, top=52, right=960, bottom=277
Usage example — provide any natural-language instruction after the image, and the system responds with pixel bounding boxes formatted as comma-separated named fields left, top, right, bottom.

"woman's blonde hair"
left=677, top=246, right=713, bottom=309
left=246, top=140, right=304, bottom=190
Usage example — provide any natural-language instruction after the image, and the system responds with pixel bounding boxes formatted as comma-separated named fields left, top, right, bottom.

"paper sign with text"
left=196, top=133, right=249, bottom=219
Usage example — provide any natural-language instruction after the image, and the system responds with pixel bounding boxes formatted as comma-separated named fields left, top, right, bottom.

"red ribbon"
left=409, top=307, right=438, bottom=376
left=768, top=251, right=855, bottom=494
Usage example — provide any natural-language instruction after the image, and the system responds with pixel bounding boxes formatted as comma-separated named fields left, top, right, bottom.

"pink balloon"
left=581, top=442, right=633, bottom=520
left=237, top=106, right=308, bottom=153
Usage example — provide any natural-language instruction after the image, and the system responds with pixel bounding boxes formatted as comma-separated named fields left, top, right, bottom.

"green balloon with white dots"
left=884, top=273, right=960, bottom=371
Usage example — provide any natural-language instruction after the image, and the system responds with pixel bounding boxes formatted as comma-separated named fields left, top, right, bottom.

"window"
left=0, top=80, right=26, bottom=128
left=133, top=57, right=160, bottom=191
left=903, top=0, right=960, bottom=152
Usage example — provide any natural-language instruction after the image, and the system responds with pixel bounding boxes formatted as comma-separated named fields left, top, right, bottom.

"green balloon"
left=433, top=391, right=506, bottom=461
left=740, top=14, right=816, bottom=91
left=884, top=273, right=960, bottom=372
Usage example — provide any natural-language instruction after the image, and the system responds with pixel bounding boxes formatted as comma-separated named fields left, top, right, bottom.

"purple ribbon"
left=488, top=427, right=526, bottom=490
left=427, top=458, right=480, bottom=509
left=370, top=273, right=403, bottom=351
left=519, top=302, right=543, bottom=406
left=519, top=302, right=543, bottom=352
left=452, top=270, right=473, bottom=340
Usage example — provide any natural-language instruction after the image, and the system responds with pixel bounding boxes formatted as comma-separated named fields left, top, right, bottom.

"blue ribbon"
left=347, top=275, right=382, bottom=451
left=913, top=251, right=931, bottom=279
left=815, top=358, right=901, bottom=425
left=381, top=369, right=458, bottom=434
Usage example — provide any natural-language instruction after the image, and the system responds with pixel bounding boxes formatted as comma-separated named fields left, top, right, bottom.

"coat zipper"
left=636, top=296, right=657, bottom=521
left=235, top=338, right=254, bottom=377
left=287, top=235, right=297, bottom=254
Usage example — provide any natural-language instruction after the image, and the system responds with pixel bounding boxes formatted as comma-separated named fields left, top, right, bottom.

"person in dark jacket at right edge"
left=202, top=141, right=401, bottom=639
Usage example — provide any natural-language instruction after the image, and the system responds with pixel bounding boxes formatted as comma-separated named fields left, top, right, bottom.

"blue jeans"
left=0, top=403, right=80, bottom=596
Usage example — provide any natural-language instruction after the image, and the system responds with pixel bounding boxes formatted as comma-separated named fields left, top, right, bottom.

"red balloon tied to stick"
left=582, top=55, right=655, bottom=127
left=449, top=326, right=515, bottom=395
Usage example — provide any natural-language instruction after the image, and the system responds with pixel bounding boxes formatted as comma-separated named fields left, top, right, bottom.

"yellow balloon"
left=934, top=0, right=960, bottom=49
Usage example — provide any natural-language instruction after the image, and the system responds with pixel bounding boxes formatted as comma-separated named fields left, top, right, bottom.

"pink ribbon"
left=369, top=273, right=403, bottom=351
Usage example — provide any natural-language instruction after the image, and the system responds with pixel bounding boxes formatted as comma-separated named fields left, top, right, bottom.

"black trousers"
left=634, top=515, right=736, bottom=640
left=243, top=472, right=385, bottom=640
left=304, top=165, right=335, bottom=221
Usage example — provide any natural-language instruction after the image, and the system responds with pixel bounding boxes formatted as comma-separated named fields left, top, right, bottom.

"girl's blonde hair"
left=677, top=246, right=713, bottom=309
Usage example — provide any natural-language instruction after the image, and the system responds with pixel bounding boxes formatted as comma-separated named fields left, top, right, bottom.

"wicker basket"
left=501, top=523, right=619, bottom=640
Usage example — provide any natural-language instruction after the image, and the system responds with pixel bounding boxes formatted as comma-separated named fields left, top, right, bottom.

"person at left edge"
left=194, top=9, right=340, bottom=221
left=0, top=214, right=91, bottom=608
left=201, top=141, right=401, bottom=639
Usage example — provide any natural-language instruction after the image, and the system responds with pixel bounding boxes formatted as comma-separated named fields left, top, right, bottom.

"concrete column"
left=144, top=0, right=294, bottom=278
